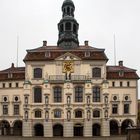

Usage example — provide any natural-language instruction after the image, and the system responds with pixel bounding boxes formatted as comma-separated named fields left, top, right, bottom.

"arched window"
left=75, top=86, right=83, bottom=102
left=93, top=110, right=100, bottom=117
left=35, top=110, right=42, bottom=118
left=34, top=68, right=42, bottom=78
left=54, top=87, right=62, bottom=102
left=54, top=109, right=61, bottom=118
left=73, top=24, right=77, bottom=33
left=92, top=68, right=101, bottom=78
left=65, top=22, right=71, bottom=31
left=60, top=24, right=64, bottom=33
left=34, top=87, right=42, bottom=103
left=67, top=7, right=70, bottom=15
left=75, top=110, right=82, bottom=118
left=93, top=87, right=100, bottom=102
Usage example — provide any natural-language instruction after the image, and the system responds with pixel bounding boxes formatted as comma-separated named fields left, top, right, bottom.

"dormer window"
left=119, top=70, right=124, bottom=77
left=8, top=73, right=13, bottom=78
left=85, top=51, right=90, bottom=57
left=45, top=51, right=51, bottom=58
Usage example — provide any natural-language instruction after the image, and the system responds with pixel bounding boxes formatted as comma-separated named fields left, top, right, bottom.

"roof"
left=0, top=63, right=25, bottom=81
left=107, top=65, right=139, bottom=80
left=23, top=45, right=108, bottom=62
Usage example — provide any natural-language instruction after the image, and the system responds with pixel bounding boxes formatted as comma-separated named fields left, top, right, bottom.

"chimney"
left=84, top=40, right=89, bottom=46
left=11, top=63, right=14, bottom=68
left=119, top=61, right=123, bottom=66
left=43, top=40, right=47, bottom=47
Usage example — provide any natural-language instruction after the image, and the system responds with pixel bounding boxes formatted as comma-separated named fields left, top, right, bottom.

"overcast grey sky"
left=0, top=0, right=139, bottom=98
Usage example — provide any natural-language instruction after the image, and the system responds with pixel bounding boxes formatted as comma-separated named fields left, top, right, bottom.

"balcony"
left=48, top=75, right=88, bottom=83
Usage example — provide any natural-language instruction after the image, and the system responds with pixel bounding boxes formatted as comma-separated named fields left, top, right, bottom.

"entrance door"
left=92, top=123, right=101, bottom=136
left=34, top=124, right=44, bottom=136
left=53, top=124, right=63, bottom=136
left=74, top=124, right=83, bottom=136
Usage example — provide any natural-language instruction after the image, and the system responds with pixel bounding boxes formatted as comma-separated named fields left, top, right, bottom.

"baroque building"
left=0, top=0, right=139, bottom=137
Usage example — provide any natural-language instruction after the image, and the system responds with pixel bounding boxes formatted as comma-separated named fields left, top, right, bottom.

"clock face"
left=63, top=61, right=74, bottom=72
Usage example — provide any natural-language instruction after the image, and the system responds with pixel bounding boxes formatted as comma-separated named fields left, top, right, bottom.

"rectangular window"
left=120, top=82, right=123, bottom=87
left=16, top=83, right=19, bottom=88
left=34, top=87, right=42, bottom=103
left=124, top=104, right=129, bottom=114
left=54, top=110, right=61, bottom=118
left=14, top=105, right=19, bottom=115
left=2, top=83, right=5, bottom=88
left=3, top=105, right=8, bottom=115
left=112, top=81, right=115, bottom=87
left=112, top=104, right=118, bottom=114
left=93, top=87, right=100, bottom=102
left=9, top=83, right=12, bottom=88
left=127, top=81, right=130, bottom=87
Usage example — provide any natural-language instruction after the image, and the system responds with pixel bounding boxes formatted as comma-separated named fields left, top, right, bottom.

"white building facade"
left=0, top=0, right=139, bottom=137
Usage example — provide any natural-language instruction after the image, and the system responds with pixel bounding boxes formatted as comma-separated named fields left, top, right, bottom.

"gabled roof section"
left=23, top=42, right=108, bottom=62
left=107, top=61, right=139, bottom=80
left=0, top=63, right=25, bottom=81
left=55, top=52, right=81, bottom=61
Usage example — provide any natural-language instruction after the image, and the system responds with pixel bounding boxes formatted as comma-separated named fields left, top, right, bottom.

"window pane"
left=124, top=104, right=129, bottom=114
left=92, top=68, right=101, bottom=78
left=34, top=68, right=42, bottom=78
left=3, top=105, right=8, bottom=115
left=75, top=86, right=83, bottom=102
left=54, top=87, right=62, bottom=102
left=34, top=87, right=42, bottom=103
left=93, top=110, right=100, bottom=117
left=112, top=104, right=118, bottom=114
left=93, top=87, right=100, bottom=102
left=75, top=110, right=82, bottom=118
left=35, top=110, right=41, bottom=118
left=54, top=110, right=61, bottom=118
left=14, top=105, right=19, bottom=115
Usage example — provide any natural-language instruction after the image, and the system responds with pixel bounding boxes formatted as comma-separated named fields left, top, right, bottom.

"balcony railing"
left=48, top=75, right=87, bottom=83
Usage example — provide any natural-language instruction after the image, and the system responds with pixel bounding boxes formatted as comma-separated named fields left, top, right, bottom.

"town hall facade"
left=0, top=0, right=139, bottom=137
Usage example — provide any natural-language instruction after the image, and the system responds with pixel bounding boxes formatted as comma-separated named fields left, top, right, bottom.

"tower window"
left=73, top=24, right=77, bottom=33
left=60, top=24, right=64, bottom=33
left=65, top=22, right=71, bottom=31
left=67, top=7, right=70, bottom=15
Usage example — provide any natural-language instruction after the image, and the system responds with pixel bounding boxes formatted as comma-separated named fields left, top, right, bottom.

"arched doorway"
left=13, top=120, right=22, bottom=136
left=34, top=124, right=44, bottom=136
left=0, top=120, right=10, bottom=135
left=110, top=120, right=119, bottom=135
left=74, top=124, right=83, bottom=136
left=53, top=124, right=63, bottom=137
left=92, top=123, right=101, bottom=136
left=121, top=119, right=133, bottom=135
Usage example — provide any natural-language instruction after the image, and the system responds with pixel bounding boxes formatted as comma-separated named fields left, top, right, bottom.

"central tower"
left=57, top=0, right=79, bottom=49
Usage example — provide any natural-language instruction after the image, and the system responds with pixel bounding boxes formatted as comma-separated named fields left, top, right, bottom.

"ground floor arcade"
left=0, top=119, right=135, bottom=137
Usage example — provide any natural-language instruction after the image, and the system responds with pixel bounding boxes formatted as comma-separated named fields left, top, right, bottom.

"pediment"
left=55, top=52, right=81, bottom=61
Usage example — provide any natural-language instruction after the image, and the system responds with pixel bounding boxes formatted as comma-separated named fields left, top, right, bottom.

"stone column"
left=101, top=119, right=110, bottom=136
left=119, top=126, right=121, bottom=135
left=0, top=128, right=2, bottom=135
left=84, top=120, right=92, bottom=137
left=64, top=121, right=73, bottom=137
left=10, top=127, right=13, bottom=135
left=44, top=120, right=53, bottom=137
left=22, top=120, right=32, bottom=137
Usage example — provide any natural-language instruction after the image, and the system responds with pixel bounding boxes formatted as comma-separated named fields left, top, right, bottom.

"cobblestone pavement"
left=0, top=136, right=127, bottom=140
